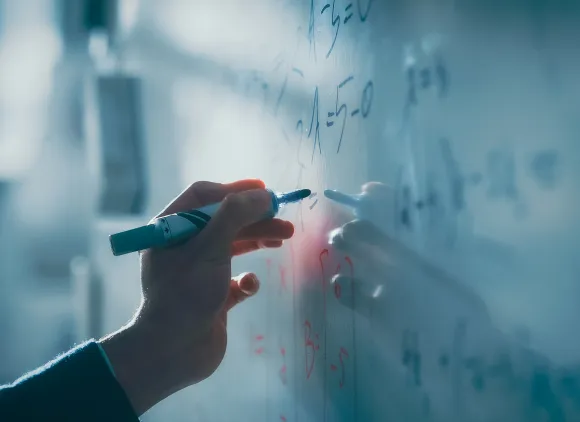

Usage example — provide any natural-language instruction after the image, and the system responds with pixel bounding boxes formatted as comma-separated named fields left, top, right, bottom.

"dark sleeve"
left=0, top=340, right=139, bottom=422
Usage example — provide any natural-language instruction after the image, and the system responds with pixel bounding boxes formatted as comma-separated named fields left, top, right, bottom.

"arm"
left=0, top=341, right=138, bottom=422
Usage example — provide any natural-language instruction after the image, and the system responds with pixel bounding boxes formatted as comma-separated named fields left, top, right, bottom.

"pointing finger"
left=236, top=219, right=294, bottom=241
left=232, top=240, right=284, bottom=256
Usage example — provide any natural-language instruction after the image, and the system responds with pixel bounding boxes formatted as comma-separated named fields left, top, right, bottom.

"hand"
left=328, top=182, right=489, bottom=320
left=327, top=182, right=396, bottom=310
left=100, top=179, right=294, bottom=415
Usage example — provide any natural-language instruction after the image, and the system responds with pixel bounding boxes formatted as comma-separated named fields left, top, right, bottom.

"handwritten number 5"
left=335, top=76, right=352, bottom=153
left=322, top=0, right=340, bottom=58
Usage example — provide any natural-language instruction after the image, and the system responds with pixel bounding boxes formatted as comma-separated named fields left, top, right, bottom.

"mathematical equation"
left=309, top=0, right=374, bottom=60
left=250, top=247, right=359, bottom=421
left=244, top=64, right=374, bottom=159
left=395, top=142, right=560, bottom=234
left=399, top=322, right=580, bottom=419
left=296, top=75, right=374, bottom=164
left=405, top=53, right=449, bottom=107
left=304, top=249, right=355, bottom=388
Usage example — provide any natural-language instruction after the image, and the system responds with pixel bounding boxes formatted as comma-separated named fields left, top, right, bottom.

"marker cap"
left=109, top=224, right=161, bottom=256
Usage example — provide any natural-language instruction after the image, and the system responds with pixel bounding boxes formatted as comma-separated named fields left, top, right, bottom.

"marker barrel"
left=109, top=189, right=295, bottom=256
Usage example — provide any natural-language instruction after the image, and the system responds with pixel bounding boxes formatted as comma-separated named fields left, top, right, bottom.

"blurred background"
left=0, top=0, right=137, bottom=380
left=0, top=0, right=209, bottom=385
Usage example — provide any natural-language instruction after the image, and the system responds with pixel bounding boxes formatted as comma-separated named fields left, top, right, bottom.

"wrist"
left=99, top=319, right=189, bottom=416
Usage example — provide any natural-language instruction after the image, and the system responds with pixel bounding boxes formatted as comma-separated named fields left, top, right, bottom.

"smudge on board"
left=486, top=149, right=518, bottom=201
left=530, top=150, right=559, bottom=190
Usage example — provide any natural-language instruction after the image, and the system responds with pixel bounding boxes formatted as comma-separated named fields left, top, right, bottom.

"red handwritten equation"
left=254, top=334, right=265, bottom=355
left=330, top=347, right=350, bottom=388
left=253, top=246, right=358, bottom=422
left=279, top=347, right=288, bottom=385
left=304, top=320, right=321, bottom=379
left=301, top=248, right=357, bottom=389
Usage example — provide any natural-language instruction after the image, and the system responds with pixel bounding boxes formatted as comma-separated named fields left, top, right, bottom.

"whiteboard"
left=93, top=0, right=580, bottom=421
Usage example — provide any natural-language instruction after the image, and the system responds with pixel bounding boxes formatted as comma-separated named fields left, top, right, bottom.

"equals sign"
left=327, top=112, right=335, bottom=127
left=344, top=3, right=354, bottom=23
left=254, top=335, right=265, bottom=355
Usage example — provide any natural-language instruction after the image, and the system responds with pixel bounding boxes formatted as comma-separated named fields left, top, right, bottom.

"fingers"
left=231, top=240, right=283, bottom=256
left=196, top=189, right=273, bottom=257
left=236, top=219, right=294, bottom=241
left=361, top=181, right=392, bottom=196
left=329, top=220, right=398, bottom=277
left=230, top=218, right=293, bottom=255
left=331, top=274, right=385, bottom=309
left=157, top=179, right=266, bottom=218
left=331, top=220, right=392, bottom=252
left=224, top=272, right=260, bottom=312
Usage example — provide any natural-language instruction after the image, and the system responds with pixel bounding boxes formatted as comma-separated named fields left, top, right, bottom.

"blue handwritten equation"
left=399, top=321, right=580, bottom=420
left=395, top=141, right=561, bottom=235
left=325, top=76, right=374, bottom=153
left=309, top=0, right=374, bottom=60
left=285, top=73, right=374, bottom=162
left=405, top=54, right=449, bottom=107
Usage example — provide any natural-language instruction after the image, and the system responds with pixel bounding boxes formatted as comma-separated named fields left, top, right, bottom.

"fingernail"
left=240, top=273, right=259, bottom=295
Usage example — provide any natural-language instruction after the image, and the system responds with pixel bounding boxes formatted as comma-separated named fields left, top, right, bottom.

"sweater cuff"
left=6, top=340, right=139, bottom=421
left=97, top=341, right=117, bottom=378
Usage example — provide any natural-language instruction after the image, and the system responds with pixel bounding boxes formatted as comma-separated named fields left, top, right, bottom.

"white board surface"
left=95, top=1, right=580, bottom=420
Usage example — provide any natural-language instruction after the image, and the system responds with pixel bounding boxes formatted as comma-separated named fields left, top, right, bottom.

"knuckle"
left=340, top=221, right=359, bottom=240
left=189, top=180, right=212, bottom=192
left=223, top=192, right=246, bottom=211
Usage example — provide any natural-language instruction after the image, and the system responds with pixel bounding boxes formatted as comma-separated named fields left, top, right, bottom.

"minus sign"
left=309, top=199, right=319, bottom=209
left=351, top=109, right=360, bottom=116
left=272, top=59, right=285, bottom=72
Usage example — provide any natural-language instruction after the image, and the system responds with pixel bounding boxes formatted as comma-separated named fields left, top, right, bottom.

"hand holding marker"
left=110, top=188, right=311, bottom=256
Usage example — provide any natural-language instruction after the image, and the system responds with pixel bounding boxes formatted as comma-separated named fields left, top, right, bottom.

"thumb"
left=225, top=272, right=260, bottom=311
left=197, top=189, right=273, bottom=256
